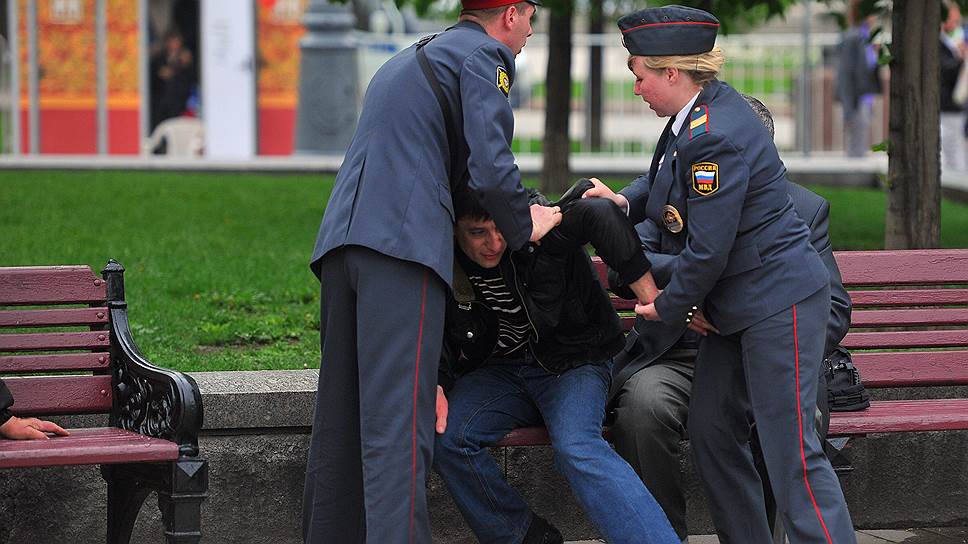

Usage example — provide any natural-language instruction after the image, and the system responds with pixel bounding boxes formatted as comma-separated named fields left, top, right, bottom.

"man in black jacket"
left=0, top=379, right=69, bottom=440
left=433, top=188, right=678, bottom=544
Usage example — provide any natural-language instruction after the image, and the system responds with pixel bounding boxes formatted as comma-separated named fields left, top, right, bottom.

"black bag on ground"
left=823, top=346, right=870, bottom=412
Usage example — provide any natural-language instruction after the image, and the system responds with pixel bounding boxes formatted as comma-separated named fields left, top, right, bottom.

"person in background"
left=835, top=0, right=881, bottom=158
left=150, top=30, right=195, bottom=131
left=940, top=0, right=967, bottom=172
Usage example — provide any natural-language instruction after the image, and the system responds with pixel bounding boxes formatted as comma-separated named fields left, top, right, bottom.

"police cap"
left=618, top=5, right=719, bottom=57
left=462, top=0, right=541, bottom=10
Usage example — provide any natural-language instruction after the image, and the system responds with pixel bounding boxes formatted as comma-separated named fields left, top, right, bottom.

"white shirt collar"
left=671, top=91, right=702, bottom=137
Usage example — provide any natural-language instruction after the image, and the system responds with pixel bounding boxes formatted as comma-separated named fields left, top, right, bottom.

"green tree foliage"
left=649, top=0, right=797, bottom=33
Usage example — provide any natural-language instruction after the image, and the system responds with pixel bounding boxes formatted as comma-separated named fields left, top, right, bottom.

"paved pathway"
left=566, top=526, right=968, bottom=543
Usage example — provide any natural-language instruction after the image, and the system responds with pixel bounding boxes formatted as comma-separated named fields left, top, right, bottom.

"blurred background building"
left=0, top=0, right=889, bottom=160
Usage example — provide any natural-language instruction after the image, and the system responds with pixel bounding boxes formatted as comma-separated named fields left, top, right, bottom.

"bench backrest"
left=836, top=249, right=968, bottom=388
left=595, top=249, right=968, bottom=390
left=0, top=265, right=114, bottom=416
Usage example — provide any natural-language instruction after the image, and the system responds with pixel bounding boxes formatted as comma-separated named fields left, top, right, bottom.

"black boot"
left=522, top=514, right=564, bottom=544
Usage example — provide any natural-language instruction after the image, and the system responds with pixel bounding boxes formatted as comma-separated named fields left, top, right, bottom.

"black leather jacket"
left=439, top=195, right=650, bottom=389
left=0, top=379, right=14, bottom=427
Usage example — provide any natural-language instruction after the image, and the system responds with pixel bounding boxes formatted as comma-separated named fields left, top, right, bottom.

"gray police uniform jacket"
left=610, top=181, right=852, bottom=400
left=619, top=79, right=828, bottom=335
left=310, top=21, right=532, bottom=286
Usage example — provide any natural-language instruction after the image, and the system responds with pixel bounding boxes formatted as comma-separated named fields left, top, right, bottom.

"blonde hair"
left=628, top=47, right=726, bottom=87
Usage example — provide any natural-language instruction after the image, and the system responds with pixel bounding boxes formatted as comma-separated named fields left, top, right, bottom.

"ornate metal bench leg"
left=158, top=457, right=209, bottom=544
left=103, top=465, right=153, bottom=544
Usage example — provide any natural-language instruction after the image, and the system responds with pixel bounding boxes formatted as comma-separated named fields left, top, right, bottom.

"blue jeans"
left=433, top=354, right=679, bottom=544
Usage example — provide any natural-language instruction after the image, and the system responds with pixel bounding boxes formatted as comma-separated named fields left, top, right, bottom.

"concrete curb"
left=1, top=370, right=965, bottom=543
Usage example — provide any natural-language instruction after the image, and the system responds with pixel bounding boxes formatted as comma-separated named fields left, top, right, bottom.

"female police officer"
left=584, top=6, right=855, bottom=543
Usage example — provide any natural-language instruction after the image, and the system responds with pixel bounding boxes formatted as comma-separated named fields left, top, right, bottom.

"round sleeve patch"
left=496, top=66, right=510, bottom=97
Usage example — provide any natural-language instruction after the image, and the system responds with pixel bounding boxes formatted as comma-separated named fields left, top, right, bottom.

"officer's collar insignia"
left=662, top=204, right=684, bottom=233
left=691, top=162, right=719, bottom=196
left=689, top=104, right=709, bottom=139
left=496, top=66, right=510, bottom=97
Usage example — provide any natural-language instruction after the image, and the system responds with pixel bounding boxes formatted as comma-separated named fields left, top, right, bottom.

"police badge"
left=662, top=204, right=684, bottom=233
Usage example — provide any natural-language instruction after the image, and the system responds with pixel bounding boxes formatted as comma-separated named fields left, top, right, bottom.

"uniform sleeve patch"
left=691, top=162, right=719, bottom=195
left=496, top=66, right=510, bottom=97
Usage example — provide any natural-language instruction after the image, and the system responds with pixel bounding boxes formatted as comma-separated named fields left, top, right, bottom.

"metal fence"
left=361, top=30, right=888, bottom=158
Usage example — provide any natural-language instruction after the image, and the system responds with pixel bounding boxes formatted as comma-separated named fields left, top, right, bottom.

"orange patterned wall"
left=19, top=0, right=139, bottom=109
left=257, top=0, right=307, bottom=109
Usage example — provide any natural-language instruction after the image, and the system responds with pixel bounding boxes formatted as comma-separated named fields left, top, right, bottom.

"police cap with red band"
left=462, top=0, right=541, bottom=10
left=618, top=5, right=719, bottom=56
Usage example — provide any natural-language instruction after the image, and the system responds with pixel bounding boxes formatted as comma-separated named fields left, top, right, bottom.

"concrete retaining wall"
left=1, top=370, right=965, bottom=543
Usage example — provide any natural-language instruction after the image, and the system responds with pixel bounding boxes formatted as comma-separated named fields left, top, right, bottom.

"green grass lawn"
left=0, top=170, right=329, bottom=373
left=2, top=170, right=967, bottom=373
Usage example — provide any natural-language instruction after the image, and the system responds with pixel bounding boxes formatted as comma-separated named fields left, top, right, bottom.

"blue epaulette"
left=689, top=104, right=709, bottom=139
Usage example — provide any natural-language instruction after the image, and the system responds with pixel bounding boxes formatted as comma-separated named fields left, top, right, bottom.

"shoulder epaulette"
left=689, top=104, right=709, bottom=140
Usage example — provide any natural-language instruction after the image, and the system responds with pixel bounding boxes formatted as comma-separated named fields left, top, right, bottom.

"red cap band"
left=462, top=0, right=534, bottom=10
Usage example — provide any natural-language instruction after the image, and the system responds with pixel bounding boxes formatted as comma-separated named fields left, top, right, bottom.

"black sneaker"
left=523, top=514, right=564, bottom=544
left=551, top=178, right=595, bottom=210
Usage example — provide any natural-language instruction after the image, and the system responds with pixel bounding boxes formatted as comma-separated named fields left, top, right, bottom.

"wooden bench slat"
left=0, top=307, right=110, bottom=328
left=835, top=250, right=968, bottom=285
left=0, top=331, right=111, bottom=352
left=0, top=427, right=180, bottom=469
left=0, top=352, right=111, bottom=373
left=499, top=398, right=968, bottom=447
left=0, top=266, right=106, bottom=305
left=842, top=329, right=968, bottom=350
left=4, top=376, right=113, bottom=415
left=848, top=288, right=968, bottom=308
left=620, top=315, right=635, bottom=332
left=828, top=399, right=968, bottom=435
left=849, top=308, right=968, bottom=327
left=852, top=351, right=968, bottom=387
left=609, top=296, right=636, bottom=311
left=497, top=426, right=553, bottom=447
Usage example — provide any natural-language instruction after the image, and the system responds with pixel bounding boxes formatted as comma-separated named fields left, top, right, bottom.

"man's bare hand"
left=0, top=416, right=69, bottom=440
left=435, top=385, right=448, bottom=434
left=581, top=178, right=629, bottom=212
left=529, top=204, right=562, bottom=242
left=686, top=310, right=719, bottom=336
left=628, top=271, right=660, bottom=304
left=634, top=304, right=720, bottom=336
left=634, top=302, right=661, bottom=321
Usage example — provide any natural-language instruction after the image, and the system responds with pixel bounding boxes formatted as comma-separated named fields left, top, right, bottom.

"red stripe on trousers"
left=793, top=304, right=834, bottom=543
left=410, top=273, right=429, bottom=544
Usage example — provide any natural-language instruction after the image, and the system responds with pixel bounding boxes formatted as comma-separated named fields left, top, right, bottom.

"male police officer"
left=303, top=1, right=562, bottom=541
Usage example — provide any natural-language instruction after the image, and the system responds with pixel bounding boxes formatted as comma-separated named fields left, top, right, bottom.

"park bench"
left=0, top=260, right=208, bottom=544
left=498, top=248, right=968, bottom=445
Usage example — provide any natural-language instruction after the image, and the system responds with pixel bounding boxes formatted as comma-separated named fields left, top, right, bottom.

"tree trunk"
left=587, top=0, right=603, bottom=152
left=885, top=0, right=941, bottom=249
left=541, top=3, right=573, bottom=194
